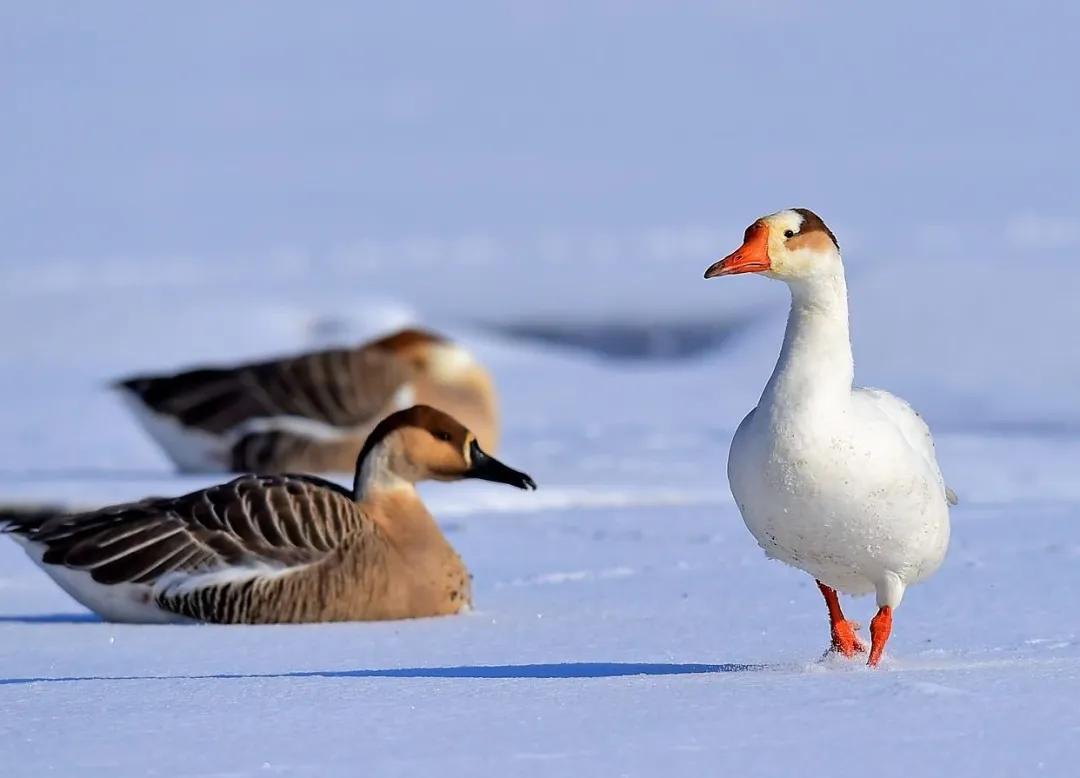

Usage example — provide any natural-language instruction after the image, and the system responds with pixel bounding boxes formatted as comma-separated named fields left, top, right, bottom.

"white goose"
left=705, top=208, right=953, bottom=667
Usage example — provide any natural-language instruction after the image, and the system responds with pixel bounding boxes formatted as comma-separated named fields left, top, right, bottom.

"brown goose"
left=0, top=406, right=535, bottom=624
left=114, top=328, right=500, bottom=474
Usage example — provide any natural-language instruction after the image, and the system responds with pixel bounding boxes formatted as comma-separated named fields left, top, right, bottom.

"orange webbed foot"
left=830, top=618, right=868, bottom=657
left=817, top=580, right=867, bottom=659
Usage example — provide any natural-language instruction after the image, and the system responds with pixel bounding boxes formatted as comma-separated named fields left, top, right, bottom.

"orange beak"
left=704, top=221, right=771, bottom=278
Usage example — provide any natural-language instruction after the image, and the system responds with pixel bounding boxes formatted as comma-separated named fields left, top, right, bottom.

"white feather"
left=725, top=220, right=951, bottom=610
left=8, top=534, right=189, bottom=624
left=119, top=391, right=227, bottom=471
left=119, top=389, right=372, bottom=472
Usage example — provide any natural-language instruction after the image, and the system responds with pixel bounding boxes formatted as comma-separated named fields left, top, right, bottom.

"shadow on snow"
left=0, top=612, right=103, bottom=624
left=0, top=662, right=764, bottom=686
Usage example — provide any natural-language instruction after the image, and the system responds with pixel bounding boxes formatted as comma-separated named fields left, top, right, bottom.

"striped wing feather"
left=12, top=476, right=365, bottom=587
left=118, top=345, right=411, bottom=434
left=228, top=429, right=363, bottom=473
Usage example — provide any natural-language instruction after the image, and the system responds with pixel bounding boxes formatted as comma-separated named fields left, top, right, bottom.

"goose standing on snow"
left=115, top=329, right=500, bottom=474
left=0, top=406, right=535, bottom=624
left=705, top=208, right=953, bottom=667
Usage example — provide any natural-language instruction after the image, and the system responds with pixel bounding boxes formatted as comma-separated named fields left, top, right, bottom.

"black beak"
left=467, top=440, right=536, bottom=491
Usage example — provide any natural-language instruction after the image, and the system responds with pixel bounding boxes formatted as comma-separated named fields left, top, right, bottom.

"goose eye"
left=784, top=229, right=795, bottom=239
left=434, top=430, right=452, bottom=443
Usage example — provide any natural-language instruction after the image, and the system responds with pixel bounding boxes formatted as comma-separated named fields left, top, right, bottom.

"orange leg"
left=867, top=606, right=893, bottom=667
left=817, top=580, right=867, bottom=657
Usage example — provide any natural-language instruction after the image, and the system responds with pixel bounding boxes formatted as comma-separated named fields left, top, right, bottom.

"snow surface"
left=4, top=2, right=1080, bottom=776
left=4, top=296, right=1080, bottom=778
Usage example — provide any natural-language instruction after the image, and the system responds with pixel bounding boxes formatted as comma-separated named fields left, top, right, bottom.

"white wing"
left=856, top=387, right=957, bottom=506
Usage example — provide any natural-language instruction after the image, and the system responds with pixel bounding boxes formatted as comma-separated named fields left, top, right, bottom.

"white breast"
left=729, top=395, right=950, bottom=605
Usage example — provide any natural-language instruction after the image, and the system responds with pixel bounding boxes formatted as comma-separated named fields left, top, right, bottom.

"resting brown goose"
left=114, top=328, right=500, bottom=473
left=0, top=406, right=535, bottom=624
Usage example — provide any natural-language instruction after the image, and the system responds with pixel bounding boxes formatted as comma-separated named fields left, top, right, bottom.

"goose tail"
left=0, top=503, right=69, bottom=535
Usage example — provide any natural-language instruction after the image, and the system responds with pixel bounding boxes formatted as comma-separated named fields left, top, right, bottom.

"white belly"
left=728, top=407, right=950, bottom=604
left=13, top=536, right=190, bottom=623
left=120, top=392, right=363, bottom=473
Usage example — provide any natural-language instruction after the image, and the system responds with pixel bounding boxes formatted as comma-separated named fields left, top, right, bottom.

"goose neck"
left=761, top=270, right=854, bottom=408
left=353, top=443, right=414, bottom=501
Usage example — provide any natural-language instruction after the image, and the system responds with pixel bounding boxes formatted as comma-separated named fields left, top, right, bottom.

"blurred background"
left=2, top=1, right=1079, bottom=482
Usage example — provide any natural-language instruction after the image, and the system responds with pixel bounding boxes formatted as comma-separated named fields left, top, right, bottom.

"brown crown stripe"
left=355, top=405, right=470, bottom=475
left=368, top=328, right=447, bottom=353
left=791, top=208, right=839, bottom=250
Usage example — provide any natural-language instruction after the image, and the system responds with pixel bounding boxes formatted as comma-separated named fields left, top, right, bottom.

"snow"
left=3, top=486, right=1079, bottom=775
left=4, top=1, right=1080, bottom=775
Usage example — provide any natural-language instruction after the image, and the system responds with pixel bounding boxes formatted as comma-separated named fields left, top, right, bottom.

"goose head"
left=374, top=328, right=486, bottom=386
left=705, top=208, right=841, bottom=282
left=354, top=405, right=534, bottom=497
left=373, top=328, right=500, bottom=450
